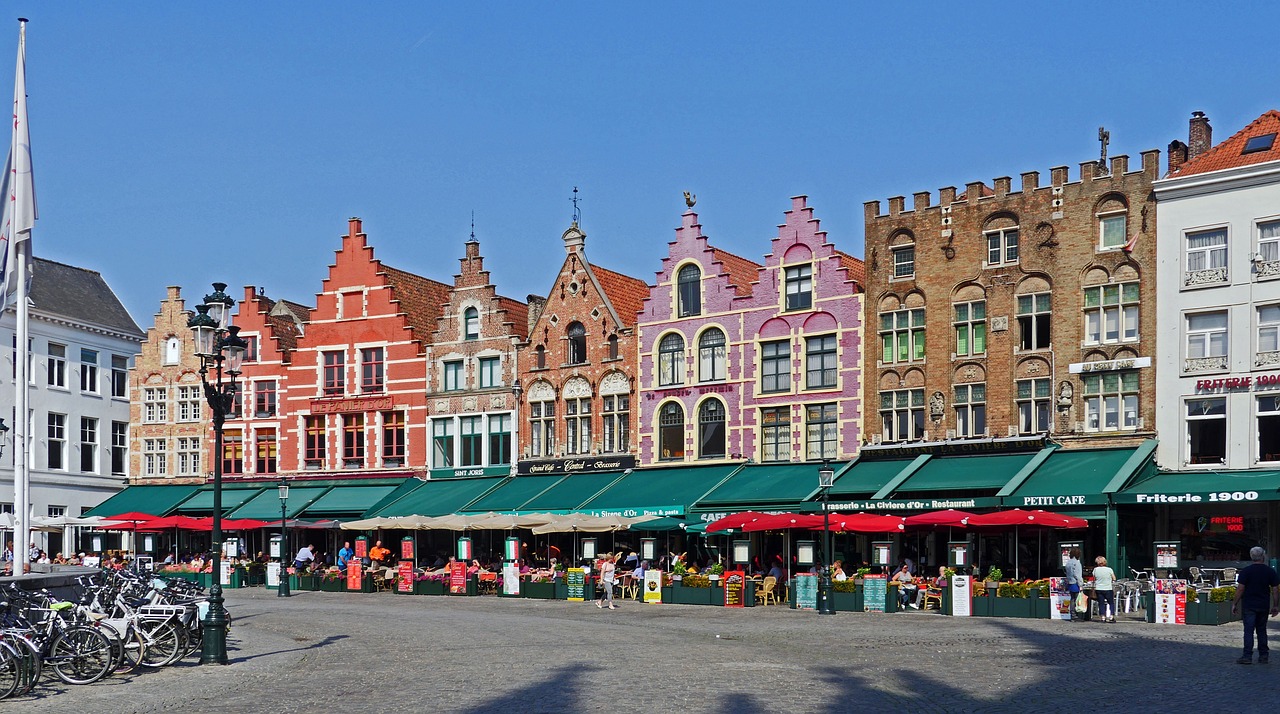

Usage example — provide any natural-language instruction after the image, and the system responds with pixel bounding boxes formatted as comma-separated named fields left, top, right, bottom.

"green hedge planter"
left=1186, top=599, right=1239, bottom=626
left=671, top=584, right=714, bottom=605
left=415, top=580, right=447, bottom=596
left=319, top=578, right=345, bottom=592
left=346, top=574, right=376, bottom=593
left=831, top=590, right=860, bottom=612
left=523, top=582, right=557, bottom=600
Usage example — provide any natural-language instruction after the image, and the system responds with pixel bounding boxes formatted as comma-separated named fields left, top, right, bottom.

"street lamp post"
left=817, top=460, right=835, bottom=616
left=277, top=479, right=290, bottom=597
left=187, top=283, right=247, bottom=665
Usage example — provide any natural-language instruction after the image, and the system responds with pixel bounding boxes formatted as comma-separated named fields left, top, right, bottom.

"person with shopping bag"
left=1064, top=547, right=1084, bottom=622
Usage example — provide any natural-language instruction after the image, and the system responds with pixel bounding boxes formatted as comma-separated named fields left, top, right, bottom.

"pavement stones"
left=16, top=588, right=1280, bottom=713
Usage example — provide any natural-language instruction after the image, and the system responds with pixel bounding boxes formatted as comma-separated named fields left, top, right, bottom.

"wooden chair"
left=922, top=586, right=944, bottom=610
left=376, top=568, right=395, bottom=592
left=756, top=576, right=779, bottom=606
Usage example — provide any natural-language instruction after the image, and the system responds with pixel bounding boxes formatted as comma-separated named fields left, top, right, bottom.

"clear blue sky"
left=7, top=3, right=1279, bottom=324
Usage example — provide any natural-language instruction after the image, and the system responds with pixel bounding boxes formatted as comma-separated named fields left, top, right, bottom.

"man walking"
left=1064, top=547, right=1084, bottom=622
left=1231, top=546, right=1280, bottom=664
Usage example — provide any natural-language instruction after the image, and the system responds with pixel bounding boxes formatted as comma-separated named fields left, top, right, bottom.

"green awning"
left=1001, top=447, right=1142, bottom=507
left=517, top=472, right=627, bottom=512
left=459, top=475, right=565, bottom=513
left=696, top=462, right=845, bottom=509
left=362, top=478, right=426, bottom=517
left=577, top=464, right=740, bottom=517
left=302, top=485, right=398, bottom=516
left=633, top=516, right=688, bottom=531
left=229, top=486, right=331, bottom=519
left=1115, top=469, right=1280, bottom=504
left=828, top=459, right=914, bottom=497
left=172, top=487, right=266, bottom=515
left=83, top=484, right=201, bottom=518
left=881, top=453, right=1036, bottom=495
left=371, top=477, right=504, bottom=517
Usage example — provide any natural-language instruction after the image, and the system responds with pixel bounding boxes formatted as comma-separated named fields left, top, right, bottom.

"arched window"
left=677, top=264, right=701, bottom=317
left=698, top=328, right=726, bottom=382
left=659, top=402, right=685, bottom=460
left=463, top=307, right=480, bottom=340
left=698, top=399, right=726, bottom=458
left=658, top=333, right=685, bottom=386
left=567, top=322, right=587, bottom=365
left=535, top=345, right=546, bottom=370
left=607, top=334, right=619, bottom=360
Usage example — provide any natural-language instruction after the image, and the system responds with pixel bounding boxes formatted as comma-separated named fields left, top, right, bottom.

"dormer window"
left=567, top=322, right=587, bottom=365
left=464, top=307, right=480, bottom=340
left=784, top=265, right=813, bottom=311
left=677, top=264, right=701, bottom=317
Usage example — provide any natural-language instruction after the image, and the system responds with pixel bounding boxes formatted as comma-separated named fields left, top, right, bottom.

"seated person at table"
left=467, top=559, right=482, bottom=576
left=767, top=556, right=787, bottom=583
left=368, top=540, right=392, bottom=566
left=892, top=564, right=918, bottom=608
left=831, top=560, right=847, bottom=581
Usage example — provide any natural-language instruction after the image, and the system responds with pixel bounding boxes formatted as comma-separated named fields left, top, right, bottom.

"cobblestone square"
left=16, top=588, right=1280, bottom=713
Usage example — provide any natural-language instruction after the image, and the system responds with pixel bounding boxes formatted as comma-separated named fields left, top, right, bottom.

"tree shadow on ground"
left=227, top=633, right=350, bottom=663
left=469, top=663, right=598, bottom=713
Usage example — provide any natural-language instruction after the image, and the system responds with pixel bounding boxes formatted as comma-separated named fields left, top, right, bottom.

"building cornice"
left=1154, top=160, right=1280, bottom=201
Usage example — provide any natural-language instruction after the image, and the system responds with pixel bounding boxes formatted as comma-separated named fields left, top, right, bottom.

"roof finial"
left=469, top=210, right=476, bottom=242
left=571, top=186, right=581, bottom=226
left=1098, top=126, right=1111, bottom=173
left=684, top=190, right=697, bottom=208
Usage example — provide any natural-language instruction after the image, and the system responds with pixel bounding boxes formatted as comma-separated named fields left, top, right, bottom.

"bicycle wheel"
left=49, top=627, right=113, bottom=685
left=100, top=621, right=145, bottom=675
left=138, top=620, right=182, bottom=668
left=0, top=634, right=41, bottom=696
left=0, top=644, right=21, bottom=700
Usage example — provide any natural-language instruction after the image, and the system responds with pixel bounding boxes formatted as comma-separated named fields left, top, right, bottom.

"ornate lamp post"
left=187, top=282, right=247, bottom=665
left=817, top=460, right=835, bottom=616
left=277, top=478, right=290, bottom=597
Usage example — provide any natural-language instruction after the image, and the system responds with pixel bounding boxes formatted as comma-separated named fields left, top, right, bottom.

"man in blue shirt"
left=337, top=541, right=354, bottom=569
left=1231, top=546, right=1280, bottom=664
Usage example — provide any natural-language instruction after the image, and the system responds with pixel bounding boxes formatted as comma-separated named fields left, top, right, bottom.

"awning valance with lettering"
left=1114, top=468, right=1280, bottom=504
left=430, top=466, right=512, bottom=480
left=369, top=477, right=505, bottom=518
left=576, top=464, right=741, bottom=517
left=83, top=484, right=202, bottom=518
left=172, top=486, right=267, bottom=515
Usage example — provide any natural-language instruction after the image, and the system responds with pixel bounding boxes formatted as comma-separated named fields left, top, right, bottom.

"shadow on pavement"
left=230, top=633, right=350, bottom=663
left=470, top=663, right=597, bottom=713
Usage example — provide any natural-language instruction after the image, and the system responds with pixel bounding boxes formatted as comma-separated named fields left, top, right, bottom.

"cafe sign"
left=823, top=497, right=1001, bottom=511
left=1194, top=373, right=1280, bottom=392
left=517, top=455, right=637, bottom=476
left=1068, top=357, right=1151, bottom=374
left=310, top=394, right=394, bottom=414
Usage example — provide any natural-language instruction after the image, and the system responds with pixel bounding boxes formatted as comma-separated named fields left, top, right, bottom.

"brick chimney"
left=1188, top=112, right=1212, bottom=160
left=1168, top=140, right=1189, bottom=173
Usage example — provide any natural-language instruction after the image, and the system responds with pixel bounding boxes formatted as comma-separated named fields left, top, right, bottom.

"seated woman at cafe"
left=467, top=559, right=483, bottom=576
left=892, top=564, right=918, bottom=608
left=831, top=560, right=847, bottom=581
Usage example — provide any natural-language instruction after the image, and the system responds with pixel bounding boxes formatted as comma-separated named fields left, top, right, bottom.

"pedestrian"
left=294, top=543, right=314, bottom=570
left=1092, top=556, right=1117, bottom=623
left=1064, top=547, right=1084, bottom=622
left=337, top=541, right=354, bottom=569
left=596, top=553, right=617, bottom=610
left=1231, top=546, right=1280, bottom=664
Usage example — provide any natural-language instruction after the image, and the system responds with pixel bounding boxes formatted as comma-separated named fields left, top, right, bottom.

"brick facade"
left=862, top=152, right=1160, bottom=449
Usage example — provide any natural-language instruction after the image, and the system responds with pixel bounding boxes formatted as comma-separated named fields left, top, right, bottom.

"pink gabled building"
left=637, top=196, right=866, bottom=466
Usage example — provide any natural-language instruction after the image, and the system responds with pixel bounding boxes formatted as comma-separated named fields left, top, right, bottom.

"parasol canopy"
left=967, top=509, right=1088, bottom=529
left=704, top=511, right=774, bottom=534
left=739, top=513, right=825, bottom=532
left=818, top=512, right=905, bottom=533
left=903, top=509, right=977, bottom=528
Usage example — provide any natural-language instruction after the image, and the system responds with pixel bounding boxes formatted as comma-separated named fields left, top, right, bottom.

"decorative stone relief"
left=1255, top=351, right=1280, bottom=368
left=929, top=391, right=945, bottom=420
left=528, top=381, right=555, bottom=401
left=563, top=377, right=592, bottom=399
left=434, top=399, right=449, bottom=413
left=462, top=397, right=478, bottom=412
left=1183, top=267, right=1228, bottom=287
left=1184, top=356, right=1229, bottom=372
left=1257, top=260, right=1280, bottom=280
left=600, top=371, right=630, bottom=395
left=1025, top=362, right=1042, bottom=375
left=962, top=366, right=978, bottom=381
left=490, top=395, right=508, bottom=410
left=990, top=316, right=1009, bottom=332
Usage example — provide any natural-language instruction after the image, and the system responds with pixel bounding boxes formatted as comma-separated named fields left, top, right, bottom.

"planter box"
left=554, top=581, right=568, bottom=600
left=297, top=575, right=320, bottom=591
left=671, top=584, right=714, bottom=605
left=1186, top=599, right=1239, bottom=626
left=831, top=590, right=860, bottom=612
left=661, top=586, right=673, bottom=603
left=415, top=580, right=447, bottom=596
left=710, top=585, right=725, bottom=606
left=320, top=578, right=345, bottom=592
left=523, top=582, right=558, bottom=600
left=990, top=597, right=1037, bottom=618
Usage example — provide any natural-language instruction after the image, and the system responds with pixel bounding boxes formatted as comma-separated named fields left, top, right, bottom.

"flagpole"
left=10, top=18, right=29, bottom=576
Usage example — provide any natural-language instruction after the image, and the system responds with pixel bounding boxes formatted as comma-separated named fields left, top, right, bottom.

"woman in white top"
left=596, top=554, right=618, bottom=610
left=1093, top=556, right=1117, bottom=622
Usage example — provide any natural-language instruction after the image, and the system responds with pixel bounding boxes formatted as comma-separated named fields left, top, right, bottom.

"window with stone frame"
left=254, top=380, right=277, bottom=418
left=891, top=246, right=914, bottom=279
left=565, top=397, right=591, bottom=455
left=880, top=389, right=924, bottom=443
left=1016, top=292, right=1052, bottom=351
left=304, top=415, right=327, bottom=467
left=343, top=414, right=365, bottom=467
left=1187, top=398, right=1226, bottom=465
left=488, top=414, right=511, bottom=466
left=1258, top=305, right=1280, bottom=359
left=1257, top=395, right=1280, bottom=463
left=607, top=334, right=620, bottom=360
left=567, top=322, right=587, bottom=365
left=985, top=227, right=1019, bottom=265
left=479, top=356, right=501, bottom=389
left=601, top=396, right=629, bottom=454
left=530, top=400, right=555, bottom=457
left=760, top=340, right=790, bottom=393
left=784, top=264, right=813, bottom=311
left=222, top=429, right=244, bottom=475
left=79, top=417, right=98, bottom=473
left=1259, top=220, right=1280, bottom=263
left=176, top=436, right=201, bottom=477
left=535, top=345, right=547, bottom=369
left=432, top=419, right=454, bottom=467
left=1081, top=371, right=1139, bottom=432
left=760, top=407, right=791, bottom=462
left=80, top=349, right=99, bottom=393
left=144, top=387, right=168, bottom=423
left=110, top=422, right=127, bottom=475
left=177, top=385, right=201, bottom=422
left=677, top=264, right=701, bottom=317
left=382, top=411, right=406, bottom=466
left=805, top=334, right=838, bottom=389
left=1016, top=378, right=1052, bottom=434
left=460, top=416, right=483, bottom=466
left=698, top=329, right=726, bottom=382
left=464, top=307, right=480, bottom=340
left=954, top=301, right=986, bottom=357
left=443, top=360, right=464, bottom=391
left=1186, top=228, right=1227, bottom=275
left=111, top=355, right=129, bottom=398
left=658, top=402, right=685, bottom=461
left=47, top=413, right=66, bottom=470
left=48, top=343, right=66, bottom=388
left=880, top=308, right=925, bottom=364
left=1084, top=283, right=1139, bottom=345
left=698, top=399, right=726, bottom=459
left=805, top=403, right=838, bottom=460
left=657, top=333, right=685, bottom=387
left=323, top=350, right=345, bottom=396
left=361, top=347, right=385, bottom=393
left=1186, top=311, right=1228, bottom=368
left=144, top=438, right=167, bottom=477
left=256, top=428, right=278, bottom=474
left=953, top=384, right=986, bottom=438
left=1098, top=211, right=1127, bottom=250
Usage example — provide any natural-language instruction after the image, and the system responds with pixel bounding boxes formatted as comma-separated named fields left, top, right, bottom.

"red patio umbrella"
left=222, top=518, right=271, bottom=530
left=705, top=511, right=774, bottom=534
left=903, top=509, right=977, bottom=528
left=740, top=513, right=825, bottom=532
left=818, top=512, right=905, bottom=533
left=104, top=511, right=159, bottom=522
left=967, top=509, right=1085, bottom=528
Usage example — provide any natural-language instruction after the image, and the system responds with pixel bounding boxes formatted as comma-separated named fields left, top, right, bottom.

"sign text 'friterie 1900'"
left=310, top=395, right=394, bottom=414
left=1194, top=373, right=1280, bottom=392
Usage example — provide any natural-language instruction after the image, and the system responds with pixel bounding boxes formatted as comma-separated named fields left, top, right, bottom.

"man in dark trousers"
left=1231, top=546, right=1280, bottom=664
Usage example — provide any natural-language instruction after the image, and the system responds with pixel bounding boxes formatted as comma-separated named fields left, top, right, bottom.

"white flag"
left=0, top=20, right=36, bottom=307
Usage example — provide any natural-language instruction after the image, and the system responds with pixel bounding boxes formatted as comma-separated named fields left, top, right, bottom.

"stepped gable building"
left=425, top=237, right=531, bottom=479
left=282, top=217, right=445, bottom=478
left=516, top=221, right=648, bottom=474
left=636, top=196, right=865, bottom=465
left=862, top=147, right=1160, bottom=449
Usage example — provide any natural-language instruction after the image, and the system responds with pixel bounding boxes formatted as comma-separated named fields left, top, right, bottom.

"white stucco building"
left=1, top=258, right=143, bottom=556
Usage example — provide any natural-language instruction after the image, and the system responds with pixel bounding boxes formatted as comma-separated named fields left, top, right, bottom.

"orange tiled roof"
left=497, top=295, right=530, bottom=341
left=711, top=247, right=761, bottom=296
left=1169, top=110, right=1280, bottom=177
left=834, top=250, right=867, bottom=288
left=277, top=299, right=312, bottom=323
left=589, top=264, right=650, bottom=327
left=382, top=265, right=451, bottom=343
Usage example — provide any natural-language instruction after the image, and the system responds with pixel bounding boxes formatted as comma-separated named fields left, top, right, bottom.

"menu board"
left=567, top=568, right=586, bottom=601
left=400, top=538, right=415, bottom=561
left=643, top=570, right=663, bottom=604
left=723, top=571, right=745, bottom=608
left=220, top=561, right=233, bottom=586
left=449, top=561, right=468, bottom=594
left=793, top=574, right=818, bottom=611
left=503, top=563, right=520, bottom=596
left=872, top=542, right=892, bottom=567
left=1154, top=579, right=1187, bottom=624
left=948, top=542, right=968, bottom=567
left=355, top=537, right=368, bottom=560
left=1154, top=541, right=1181, bottom=570
left=1047, top=577, right=1070, bottom=620
left=266, top=562, right=280, bottom=587
left=864, top=574, right=887, bottom=612
left=397, top=561, right=414, bottom=593
left=346, top=560, right=363, bottom=591
left=950, top=575, right=971, bottom=617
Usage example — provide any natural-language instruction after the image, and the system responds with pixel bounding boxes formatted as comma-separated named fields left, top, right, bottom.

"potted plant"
left=831, top=578, right=860, bottom=612
left=673, top=574, right=714, bottom=605
left=984, top=567, right=1003, bottom=595
left=853, top=567, right=870, bottom=585
left=414, top=572, right=448, bottom=595
left=320, top=569, right=345, bottom=592
left=1185, top=585, right=1240, bottom=625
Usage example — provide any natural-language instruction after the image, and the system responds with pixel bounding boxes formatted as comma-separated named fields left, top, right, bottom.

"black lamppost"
left=817, top=460, right=835, bottom=616
left=277, top=478, right=290, bottom=597
left=187, top=283, right=247, bottom=665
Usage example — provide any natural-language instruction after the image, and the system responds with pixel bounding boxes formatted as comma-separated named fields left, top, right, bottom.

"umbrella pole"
left=1014, top=525, right=1019, bottom=581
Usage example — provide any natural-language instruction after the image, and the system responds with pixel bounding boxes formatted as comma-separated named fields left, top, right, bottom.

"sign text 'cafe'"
left=1195, top=373, right=1280, bottom=392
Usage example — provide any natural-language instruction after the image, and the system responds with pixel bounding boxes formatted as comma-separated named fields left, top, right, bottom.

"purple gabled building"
left=636, top=196, right=865, bottom=466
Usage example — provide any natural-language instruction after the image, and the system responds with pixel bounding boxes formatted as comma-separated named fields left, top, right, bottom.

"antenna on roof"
left=571, top=186, right=581, bottom=225
left=470, top=210, right=476, bottom=242
left=1098, top=126, right=1111, bottom=173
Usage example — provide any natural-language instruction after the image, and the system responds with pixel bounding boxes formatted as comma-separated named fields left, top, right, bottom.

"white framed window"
left=1259, top=305, right=1280, bottom=353
left=488, top=414, right=511, bottom=466
left=1016, top=293, right=1052, bottom=351
left=1259, top=220, right=1280, bottom=263
left=144, top=387, right=168, bottom=423
left=760, top=407, right=790, bottom=462
left=432, top=419, right=454, bottom=468
left=1186, top=228, right=1227, bottom=273
left=953, top=383, right=986, bottom=438
left=1016, top=378, right=1052, bottom=434
left=111, top=355, right=128, bottom=398
left=565, top=397, right=591, bottom=455
left=678, top=264, right=702, bottom=317
left=177, top=385, right=201, bottom=422
left=657, top=333, right=685, bottom=387
left=530, top=401, right=555, bottom=457
left=79, top=417, right=98, bottom=473
left=698, top=399, right=726, bottom=459
left=463, top=307, right=480, bottom=340
left=601, top=396, right=629, bottom=454
left=1099, top=213, right=1127, bottom=250
left=176, top=436, right=201, bottom=477
left=784, top=264, right=813, bottom=311
left=985, top=228, right=1019, bottom=265
left=1084, top=283, right=1140, bottom=345
left=1257, top=395, right=1280, bottom=463
left=954, top=301, right=986, bottom=356
left=880, top=308, right=925, bottom=364
left=698, top=329, right=726, bottom=382
left=1082, top=371, right=1139, bottom=432
left=1186, top=311, right=1228, bottom=359
left=460, top=416, right=483, bottom=466
left=48, top=343, right=66, bottom=388
left=443, top=360, right=464, bottom=391
left=479, top=356, right=501, bottom=389
left=1186, top=398, right=1226, bottom=465
left=805, top=403, right=838, bottom=460
left=805, top=334, right=838, bottom=389
left=880, top=389, right=924, bottom=443
left=110, top=422, right=127, bottom=475
left=144, top=438, right=167, bottom=476
left=891, top=246, right=915, bottom=279
left=79, top=349, right=99, bottom=393
left=760, top=340, right=790, bottom=393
